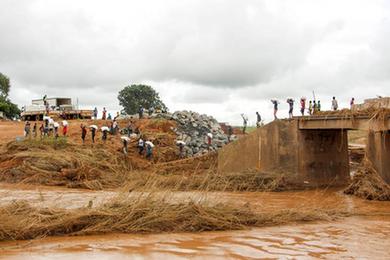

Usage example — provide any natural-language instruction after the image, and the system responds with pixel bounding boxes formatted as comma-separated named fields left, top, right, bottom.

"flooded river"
left=0, top=183, right=389, bottom=259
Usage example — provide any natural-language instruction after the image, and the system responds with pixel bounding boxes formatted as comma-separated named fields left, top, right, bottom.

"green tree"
left=0, top=72, right=11, bottom=98
left=0, top=96, right=20, bottom=118
left=118, top=84, right=168, bottom=115
left=0, top=73, right=20, bottom=118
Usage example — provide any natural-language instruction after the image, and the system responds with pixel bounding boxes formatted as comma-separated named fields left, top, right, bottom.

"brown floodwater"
left=0, top=183, right=389, bottom=259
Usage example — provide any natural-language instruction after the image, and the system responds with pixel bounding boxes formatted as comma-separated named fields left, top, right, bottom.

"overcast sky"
left=1, top=0, right=389, bottom=125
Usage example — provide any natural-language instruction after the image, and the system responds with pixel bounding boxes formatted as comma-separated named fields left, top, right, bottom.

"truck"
left=21, top=97, right=94, bottom=121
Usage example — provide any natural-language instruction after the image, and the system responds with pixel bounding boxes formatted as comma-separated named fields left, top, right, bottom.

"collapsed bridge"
left=218, top=114, right=390, bottom=187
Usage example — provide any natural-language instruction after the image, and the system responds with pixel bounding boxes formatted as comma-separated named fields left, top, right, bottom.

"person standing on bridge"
left=241, top=114, right=248, bottom=134
left=331, top=96, right=338, bottom=111
left=308, top=100, right=313, bottom=115
left=313, top=100, right=318, bottom=114
left=256, top=112, right=262, bottom=128
left=350, top=97, right=355, bottom=109
left=287, top=98, right=294, bottom=119
left=300, top=98, right=306, bottom=116
left=317, top=100, right=321, bottom=112
left=271, top=99, right=279, bottom=120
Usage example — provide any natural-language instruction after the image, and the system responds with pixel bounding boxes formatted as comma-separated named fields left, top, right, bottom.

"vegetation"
left=118, top=84, right=168, bottom=115
left=0, top=192, right=348, bottom=241
left=0, top=72, right=20, bottom=118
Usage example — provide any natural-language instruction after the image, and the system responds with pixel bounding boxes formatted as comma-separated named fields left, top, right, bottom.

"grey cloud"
left=0, top=0, right=341, bottom=92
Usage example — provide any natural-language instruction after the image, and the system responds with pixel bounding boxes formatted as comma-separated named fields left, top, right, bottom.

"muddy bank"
left=1, top=216, right=389, bottom=259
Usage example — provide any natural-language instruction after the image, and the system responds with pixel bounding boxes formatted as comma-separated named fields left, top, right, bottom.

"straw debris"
left=0, top=194, right=347, bottom=241
left=344, top=159, right=390, bottom=201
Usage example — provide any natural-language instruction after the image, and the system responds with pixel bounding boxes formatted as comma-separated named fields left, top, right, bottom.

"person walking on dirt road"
left=62, top=120, right=68, bottom=137
left=24, top=121, right=31, bottom=138
left=138, top=137, right=145, bottom=155
left=145, top=141, right=154, bottom=160
left=101, top=127, right=109, bottom=142
left=90, top=125, right=97, bottom=143
left=32, top=122, right=37, bottom=138
left=80, top=124, right=87, bottom=144
left=121, top=137, right=129, bottom=155
left=176, top=140, right=186, bottom=159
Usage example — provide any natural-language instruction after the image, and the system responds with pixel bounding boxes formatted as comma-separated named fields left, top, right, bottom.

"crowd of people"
left=239, top=96, right=356, bottom=134
left=270, top=96, right=354, bottom=120
left=24, top=117, right=68, bottom=140
left=22, top=105, right=194, bottom=161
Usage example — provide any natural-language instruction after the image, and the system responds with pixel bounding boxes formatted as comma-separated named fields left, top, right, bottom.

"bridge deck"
left=296, top=115, right=390, bottom=131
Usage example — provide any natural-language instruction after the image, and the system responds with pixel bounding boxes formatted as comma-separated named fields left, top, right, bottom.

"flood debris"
left=0, top=193, right=347, bottom=242
left=344, top=159, right=390, bottom=201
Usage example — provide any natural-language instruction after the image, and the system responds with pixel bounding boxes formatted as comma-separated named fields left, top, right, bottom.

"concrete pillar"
left=298, top=130, right=350, bottom=186
left=366, top=130, right=390, bottom=184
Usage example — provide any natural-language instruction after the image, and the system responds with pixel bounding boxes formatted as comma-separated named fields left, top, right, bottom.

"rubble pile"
left=156, top=111, right=229, bottom=157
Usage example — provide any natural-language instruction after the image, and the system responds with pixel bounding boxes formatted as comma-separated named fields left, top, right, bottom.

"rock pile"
left=156, top=111, right=229, bottom=157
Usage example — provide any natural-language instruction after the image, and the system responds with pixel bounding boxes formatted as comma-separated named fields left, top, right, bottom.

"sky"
left=1, top=0, right=389, bottom=125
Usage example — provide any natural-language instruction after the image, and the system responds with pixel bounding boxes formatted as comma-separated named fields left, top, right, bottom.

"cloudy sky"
left=1, top=0, right=389, bottom=125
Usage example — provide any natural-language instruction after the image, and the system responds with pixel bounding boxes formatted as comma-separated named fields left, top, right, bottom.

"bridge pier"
left=218, top=120, right=351, bottom=187
left=366, top=130, right=390, bottom=184
left=298, top=129, right=350, bottom=186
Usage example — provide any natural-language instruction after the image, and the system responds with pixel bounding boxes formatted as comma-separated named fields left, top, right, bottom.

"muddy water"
left=0, top=217, right=389, bottom=259
left=0, top=184, right=389, bottom=259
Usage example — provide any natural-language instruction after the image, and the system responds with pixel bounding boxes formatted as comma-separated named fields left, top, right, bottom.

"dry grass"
left=0, top=192, right=348, bottom=241
left=0, top=139, right=295, bottom=192
left=123, top=171, right=296, bottom=192
left=344, top=159, right=390, bottom=201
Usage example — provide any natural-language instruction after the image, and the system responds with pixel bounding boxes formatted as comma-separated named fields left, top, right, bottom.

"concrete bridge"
left=218, top=115, right=390, bottom=186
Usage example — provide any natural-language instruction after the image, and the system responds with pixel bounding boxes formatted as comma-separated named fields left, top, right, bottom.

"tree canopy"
left=0, top=73, right=20, bottom=118
left=118, top=84, right=168, bottom=115
left=0, top=72, right=10, bottom=98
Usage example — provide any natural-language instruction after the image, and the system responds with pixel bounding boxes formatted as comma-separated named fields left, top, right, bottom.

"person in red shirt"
left=62, top=121, right=68, bottom=137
